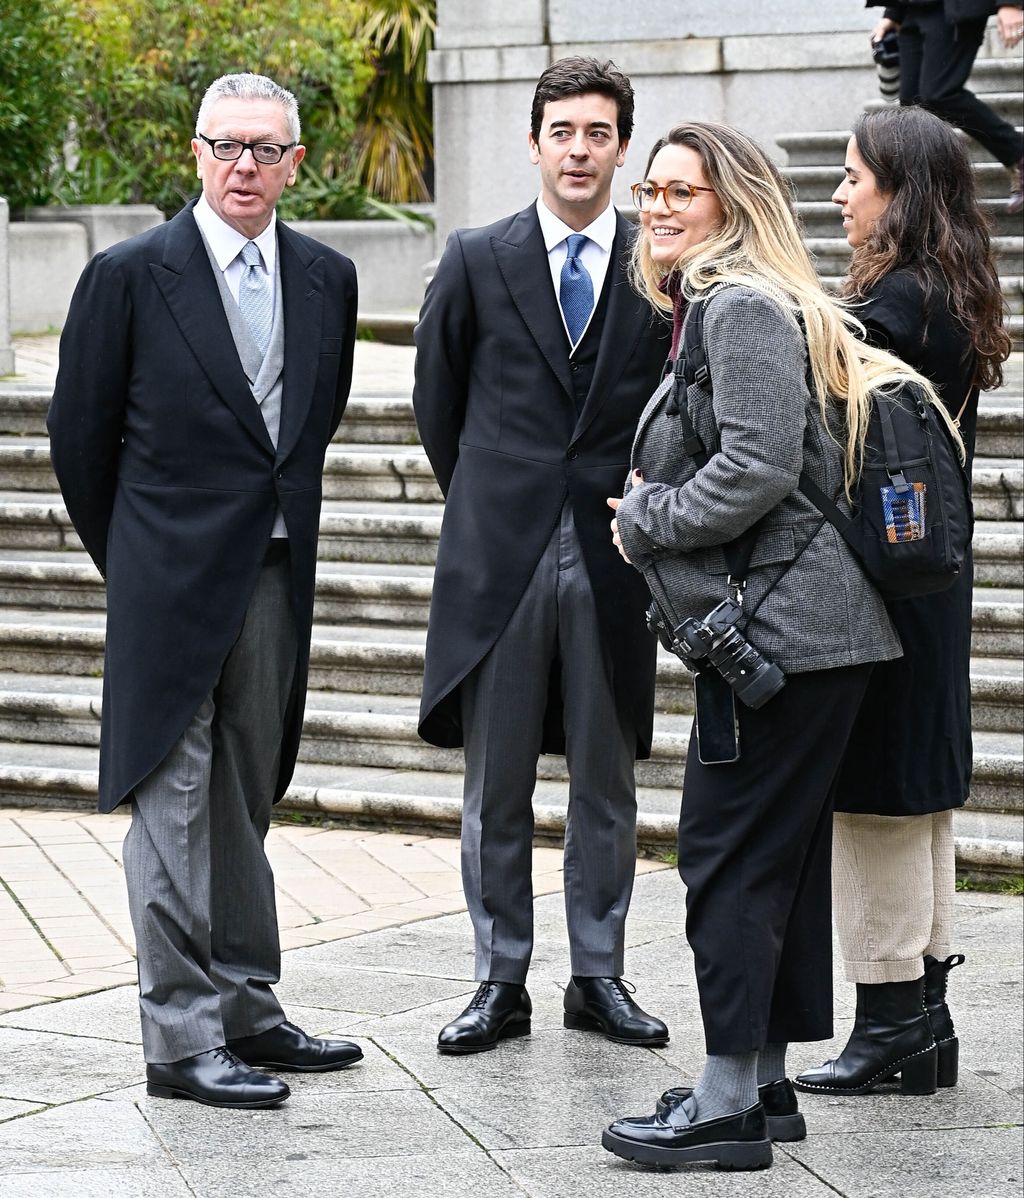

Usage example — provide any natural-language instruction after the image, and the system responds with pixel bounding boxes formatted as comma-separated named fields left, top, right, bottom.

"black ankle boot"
left=924, top=953, right=965, bottom=1088
left=793, top=977, right=936, bottom=1096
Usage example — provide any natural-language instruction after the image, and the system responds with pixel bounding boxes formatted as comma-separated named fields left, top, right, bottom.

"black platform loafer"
left=657, top=1078, right=806, bottom=1142
left=563, top=977, right=669, bottom=1046
left=228, top=1021, right=363, bottom=1073
left=602, top=1094, right=772, bottom=1171
left=437, top=981, right=532, bottom=1054
left=146, top=1046, right=290, bottom=1109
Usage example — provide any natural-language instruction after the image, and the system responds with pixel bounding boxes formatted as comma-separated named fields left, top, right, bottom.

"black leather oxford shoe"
left=657, top=1078, right=806, bottom=1142
left=602, top=1094, right=773, bottom=1171
left=146, top=1046, right=290, bottom=1108
left=437, top=981, right=532, bottom=1054
left=563, top=977, right=669, bottom=1046
left=227, top=1021, right=363, bottom=1073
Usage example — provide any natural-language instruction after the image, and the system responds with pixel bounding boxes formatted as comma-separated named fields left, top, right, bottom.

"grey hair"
left=195, top=73, right=301, bottom=142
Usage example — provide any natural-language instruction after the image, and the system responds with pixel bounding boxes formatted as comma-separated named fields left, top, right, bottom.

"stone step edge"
left=1, top=694, right=1019, bottom=782
left=357, top=313, right=415, bottom=346
left=0, top=765, right=1017, bottom=875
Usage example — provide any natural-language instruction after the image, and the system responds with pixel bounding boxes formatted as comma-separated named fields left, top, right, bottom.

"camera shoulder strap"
left=671, top=289, right=763, bottom=588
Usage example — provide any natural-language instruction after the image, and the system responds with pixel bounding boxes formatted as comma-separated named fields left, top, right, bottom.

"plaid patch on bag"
left=882, top=482, right=926, bottom=543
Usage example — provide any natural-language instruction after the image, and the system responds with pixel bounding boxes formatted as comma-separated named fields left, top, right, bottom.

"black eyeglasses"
left=631, top=180, right=716, bottom=214
left=197, top=133, right=296, bottom=165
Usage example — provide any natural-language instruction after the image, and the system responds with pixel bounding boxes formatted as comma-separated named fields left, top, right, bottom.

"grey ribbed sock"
left=757, top=1041, right=788, bottom=1086
left=692, top=1051, right=759, bottom=1121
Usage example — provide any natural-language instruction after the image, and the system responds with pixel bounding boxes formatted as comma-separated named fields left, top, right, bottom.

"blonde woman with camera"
left=602, top=121, right=950, bottom=1171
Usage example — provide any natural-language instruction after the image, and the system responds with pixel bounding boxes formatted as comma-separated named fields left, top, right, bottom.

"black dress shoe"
left=146, top=1046, right=290, bottom=1108
left=657, top=1078, right=806, bottom=1142
left=437, top=981, right=531, bottom=1054
left=602, top=1094, right=772, bottom=1171
left=227, top=1020, right=363, bottom=1073
left=563, top=977, right=669, bottom=1046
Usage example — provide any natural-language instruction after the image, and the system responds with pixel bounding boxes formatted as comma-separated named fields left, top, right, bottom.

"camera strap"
left=646, top=288, right=829, bottom=660
left=669, top=292, right=763, bottom=599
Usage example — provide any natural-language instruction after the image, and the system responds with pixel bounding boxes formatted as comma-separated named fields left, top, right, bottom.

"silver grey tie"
left=238, top=240, right=272, bottom=359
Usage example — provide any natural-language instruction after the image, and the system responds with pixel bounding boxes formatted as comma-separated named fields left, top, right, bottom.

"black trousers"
left=899, top=4, right=1023, bottom=168
left=678, top=664, right=873, bottom=1055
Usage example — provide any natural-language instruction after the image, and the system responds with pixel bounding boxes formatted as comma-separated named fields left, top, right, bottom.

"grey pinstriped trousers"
left=458, top=503, right=639, bottom=984
left=123, top=554, right=297, bottom=1063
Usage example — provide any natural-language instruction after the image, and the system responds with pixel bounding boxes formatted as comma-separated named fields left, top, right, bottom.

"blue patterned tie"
left=238, top=240, right=273, bottom=359
left=559, top=233, right=594, bottom=346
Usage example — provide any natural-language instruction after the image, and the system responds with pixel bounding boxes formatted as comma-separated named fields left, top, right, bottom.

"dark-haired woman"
left=794, top=104, right=1012, bottom=1099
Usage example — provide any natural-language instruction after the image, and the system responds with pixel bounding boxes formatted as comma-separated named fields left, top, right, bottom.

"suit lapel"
left=151, top=204, right=275, bottom=456
left=491, top=207, right=574, bottom=399
left=276, top=223, right=324, bottom=464
left=572, top=213, right=659, bottom=439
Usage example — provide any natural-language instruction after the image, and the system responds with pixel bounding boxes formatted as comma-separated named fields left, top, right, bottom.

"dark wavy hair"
left=530, top=57, right=634, bottom=145
left=844, top=106, right=1010, bottom=389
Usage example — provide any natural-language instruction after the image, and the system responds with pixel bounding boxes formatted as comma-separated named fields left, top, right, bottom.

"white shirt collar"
left=535, top=196, right=616, bottom=255
left=193, top=193, right=278, bottom=274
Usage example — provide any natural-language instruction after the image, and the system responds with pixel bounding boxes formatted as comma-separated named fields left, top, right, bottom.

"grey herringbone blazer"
left=615, top=285, right=901, bottom=674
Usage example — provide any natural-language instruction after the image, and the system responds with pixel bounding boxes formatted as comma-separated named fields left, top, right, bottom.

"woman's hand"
left=607, top=470, right=645, bottom=564
left=871, top=16, right=899, bottom=43
left=997, top=5, right=1024, bottom=48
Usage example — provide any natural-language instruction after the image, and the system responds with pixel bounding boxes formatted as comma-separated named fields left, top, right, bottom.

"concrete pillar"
left=0, top=199, right=14, bottom=376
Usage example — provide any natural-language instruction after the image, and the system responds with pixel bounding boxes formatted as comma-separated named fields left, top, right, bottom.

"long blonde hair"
left=629, top=121, right=965, bottom=495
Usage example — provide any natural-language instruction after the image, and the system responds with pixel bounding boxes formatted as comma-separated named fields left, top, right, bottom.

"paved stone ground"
left=0, top=823, right=1020, bottom=1198
left=0, top=808, right=670, bottom=1010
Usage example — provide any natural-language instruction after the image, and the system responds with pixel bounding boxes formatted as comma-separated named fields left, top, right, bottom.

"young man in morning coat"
left=413, top=57, right=672, bottom=1054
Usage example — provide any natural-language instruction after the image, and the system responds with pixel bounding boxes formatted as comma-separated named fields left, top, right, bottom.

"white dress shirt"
left=193, top=194, right=278, bottom=307
left=535, top=197, right=617, bottom=351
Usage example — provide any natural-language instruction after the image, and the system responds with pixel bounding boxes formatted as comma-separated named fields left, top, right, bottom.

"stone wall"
left=288, top=218, right=433, bottom=312
left=6, top=209, right=433, bottom=334
left=8, top=222, right=89, bottom=335
left=0, top=200, right=13, bottom=375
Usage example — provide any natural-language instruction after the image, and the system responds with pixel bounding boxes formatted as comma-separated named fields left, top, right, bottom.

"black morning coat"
left=412, top=204, right=672, bottom=758
left=47, top=200, right=358, bottom=813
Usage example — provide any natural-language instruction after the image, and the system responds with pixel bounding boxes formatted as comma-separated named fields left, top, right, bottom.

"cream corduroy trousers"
left=832, top=810, right=955, bottom=984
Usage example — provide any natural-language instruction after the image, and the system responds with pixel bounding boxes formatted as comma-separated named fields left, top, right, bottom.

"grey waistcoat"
left=200, top=234, right=287, bottom=537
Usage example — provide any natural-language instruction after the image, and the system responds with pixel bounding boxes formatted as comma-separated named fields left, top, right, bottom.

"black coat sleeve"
left=330, top=255, right=359, bottom=438
left=47, top=252, right=132, bottom=576
left=411, top=230, right=476, bottom=497
left=865, top=2, right=907, bottom=20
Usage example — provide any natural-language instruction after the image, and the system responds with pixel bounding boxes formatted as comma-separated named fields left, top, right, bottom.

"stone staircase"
left=0, top=60, right=1021, bottom=877
left=0, top=347, right=1020, bottom=874
left=778, top=57, right=1024, bottom=350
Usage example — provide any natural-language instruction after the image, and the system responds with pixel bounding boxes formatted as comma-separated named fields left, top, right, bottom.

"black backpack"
left=676, top=292, right=974, bottom=601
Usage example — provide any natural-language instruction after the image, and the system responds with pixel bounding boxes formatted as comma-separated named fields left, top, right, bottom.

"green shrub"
left=0, top=0, right=75, bottom=208
left=53, top=0, right=375, bottom=217
left=1, top=0, right=436, bottom=218
left=352, top=0, right=436, bottom=203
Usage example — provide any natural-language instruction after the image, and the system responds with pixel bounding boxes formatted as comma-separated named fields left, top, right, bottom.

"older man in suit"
left=48, top=73, right=361, bottom=1109
left=413, top=57, right=672, bottom=1054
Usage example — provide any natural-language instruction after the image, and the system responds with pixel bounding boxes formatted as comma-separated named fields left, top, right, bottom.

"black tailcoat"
left=412, top=205, right=671, bottom=756
left=48, top=201, right=357, bottom=812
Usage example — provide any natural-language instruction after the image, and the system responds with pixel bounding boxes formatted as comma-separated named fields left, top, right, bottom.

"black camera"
left=652, top=596, right=786, bottom=709
left=871, top=29, right=900, bottom=67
